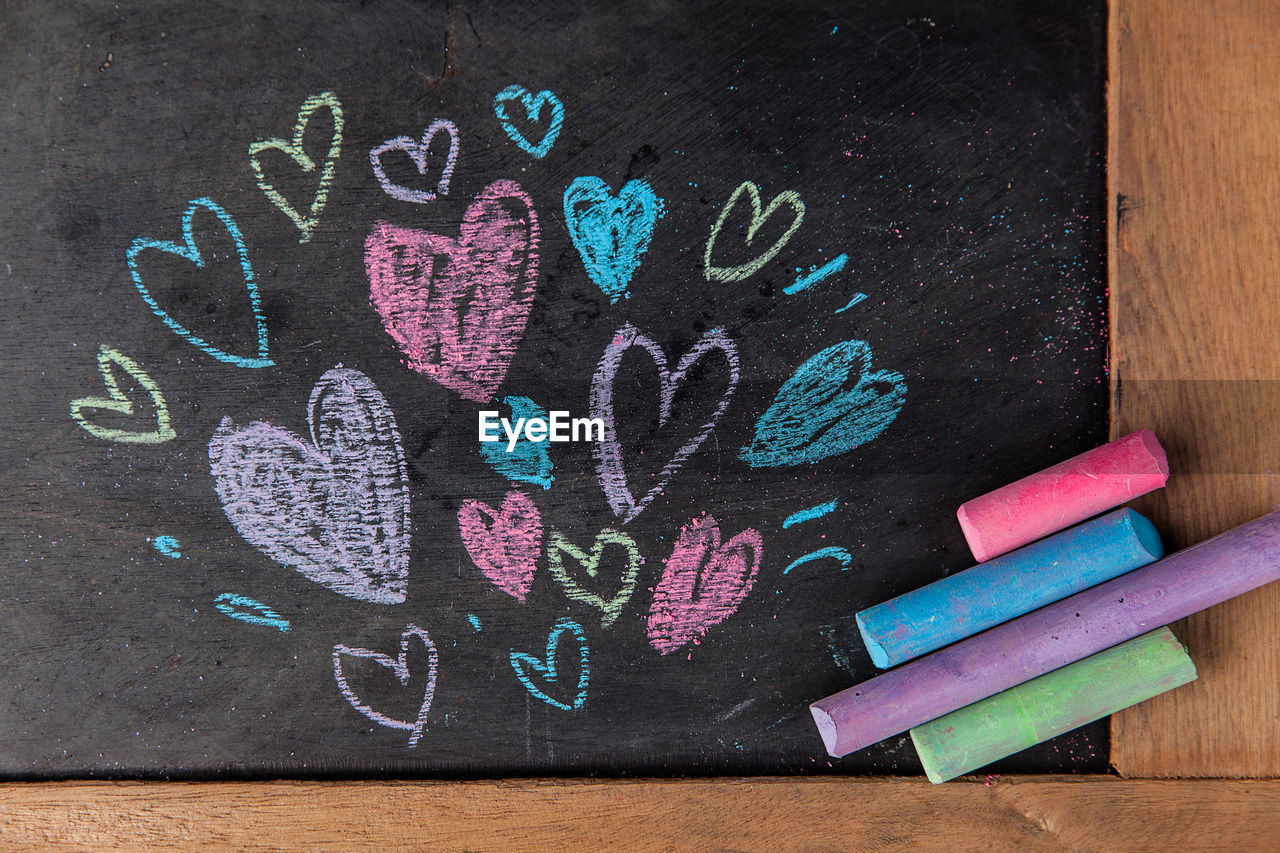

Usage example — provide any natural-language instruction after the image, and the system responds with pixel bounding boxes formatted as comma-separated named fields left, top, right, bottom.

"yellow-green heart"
left=704, top=180, right=805, bottom=282
left=249, top=91, right=344, bottom=243
left=70, top=345, right=175, bottom=444
left=546, top=528, right=642, bottom=629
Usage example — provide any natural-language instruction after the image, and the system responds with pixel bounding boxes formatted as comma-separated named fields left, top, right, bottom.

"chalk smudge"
left=783, top=546, right=853, bottom=575
left=563, top=176, right=663, bottom=303
left=70, top=345, right=176, bottom=444
left=834, top=293, right=868, bottom=313
left=782, top=500, right=838, bottom=529
left=493, top=85, right=564, bottom=158
left=704, top=180, right=805, bottom=283
left=333, top=624, right=438, bottom=748
left=785, top=254, right=848, bottom=295
left=647, top=514, right=762, bottom=655
left=480, top=396, right=554, bottom=489
left=370, top=118, right=459, bottom=204
left=249, top=91, right=344, bottom=242
left=152, top=535, right=183, bottom=558
left=208, top=367, right=411, bottom=605
left=214, top=592, right=290, bottom=632
left=365, top=180, right=540, bottom=402
left=458, top=488, right=543, bottom=603
left=546, top=528, right=642, bottom=629
left=510, top=617, right=589, bottom=711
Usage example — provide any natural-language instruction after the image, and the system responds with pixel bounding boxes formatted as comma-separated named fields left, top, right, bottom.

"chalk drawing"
left=563, top=176, right=663, bottom=303
left=152, top=535, right=183, bottom=558
left=366, top=180, right=540, bottom=402
left=591, top=324, right=740, bottom=523
left=127, top=197, right=272, bottom=368
left=785, top=254, right=848, bottom=295
left=509, top=617, right=589, bottom=711
left=208, top=366, right=411, bottom=604
left=333, top=625, right=438, bottom=748
left=458, top=489, right=543, bottom=603
left=834, top=293, right=868, bottom=313
left=646, top=514, right=763, bottom=655
left=741, top=339, right=906, bottom=467
left=467, top=615, right=482, bottom=632
left=214, top=592, right=290, bottom=633
left=782, top=500, right=837, bottom=529
left=370, top=119, right=459, bottom=204
left=249, top=91, right=344, bottom=243
left=70, top=345, right=176, bottom=443
left=546, top=528, right=641, bottom=629
left=479, top=396, right=554, bottom=489
left=783, top=546, right=853, bottom=575
left=704, top=181, right=805, bottom=282
left=493, top=85, right=564, bottom=158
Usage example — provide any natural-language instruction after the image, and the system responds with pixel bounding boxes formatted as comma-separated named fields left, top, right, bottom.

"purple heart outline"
left=208, top=366, right=411, bottom=604
left=369, top=119, right=460, bottom=204
left=333, top=625, right=438, bottom=748
left=590, top=323, right=740, bottom=523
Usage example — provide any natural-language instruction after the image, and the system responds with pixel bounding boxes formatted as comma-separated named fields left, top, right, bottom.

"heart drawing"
left=478, top=395, right=554, bottom=489
left=590, top=324, right=740, bottom=523
left=646, top=514, right=763, bottom=655
left=370, top=118, right=459, bottom=204
left=509, top=617, right=589, bottom=711
left=249, top=90, right=344, bottom=243
left=365, top=180, right=541, bottom=402
left=458, top=488, right=543, bottom=603
left=563, top=176, right=663, bottom=303
left=208, top=366, right=411, bottom=604
left=70, top=345, right=176, bottom=444
left=127, top=197, right=272, bottom=368
left=740, top=339, right=907, bottom=467
left=704, top=180, right=805, bottom=283
left=493, top=84, right=564, bottom=159
left=545, top=528, right=642, bottom=629
left=333, top=625, right=438, bottom=747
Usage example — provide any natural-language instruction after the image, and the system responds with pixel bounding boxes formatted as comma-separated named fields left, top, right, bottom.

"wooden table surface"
left=3, top=1, right=1278, bottom=849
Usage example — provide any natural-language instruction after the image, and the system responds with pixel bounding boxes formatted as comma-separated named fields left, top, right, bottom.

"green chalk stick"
left=910, top=627, right=1196, bottom=783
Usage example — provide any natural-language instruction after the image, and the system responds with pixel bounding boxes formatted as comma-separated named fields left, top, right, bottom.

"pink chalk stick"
left=957, top=429, right=1168, bottom=563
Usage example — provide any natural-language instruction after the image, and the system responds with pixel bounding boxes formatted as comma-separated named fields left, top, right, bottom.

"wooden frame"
left=3, top=2, right=1278, bottom=848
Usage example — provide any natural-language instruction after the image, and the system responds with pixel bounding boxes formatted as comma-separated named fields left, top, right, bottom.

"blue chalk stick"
left=855, top=507, right=1163, bottom=669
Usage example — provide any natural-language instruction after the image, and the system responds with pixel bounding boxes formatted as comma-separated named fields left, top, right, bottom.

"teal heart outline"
left=740, top=339, right=906, bottom=467
left=126, top=197, right=273, bottom=368
left=563, top=176, right=663, bottom=303
left=509, top=617, right=589, bottom=711
left=493, top=85, right=564, bottom=159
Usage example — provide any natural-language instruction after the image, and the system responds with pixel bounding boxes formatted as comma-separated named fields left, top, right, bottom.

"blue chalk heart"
left=479, top=396, right=554, bottom=489
left=740, top=339, right=906, bottom=467
left=509, top=618, right=590, bottom=711
left=563, top=176, right=663, bottom=303
left=127, top=197, right=272, bottom=368
left=493, top=85, right=564, bottom=159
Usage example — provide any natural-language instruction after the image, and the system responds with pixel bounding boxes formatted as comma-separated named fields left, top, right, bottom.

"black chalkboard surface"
left=0, top=1, right=1106, bottom=778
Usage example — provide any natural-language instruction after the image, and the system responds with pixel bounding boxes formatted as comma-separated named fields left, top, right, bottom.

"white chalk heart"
left=370, top=119, right=460, bottom=204
left=333, top=625, right=438, bottom=748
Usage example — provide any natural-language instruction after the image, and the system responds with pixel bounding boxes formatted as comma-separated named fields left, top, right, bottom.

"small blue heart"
left=740, top=339, right=906, bottom=467
left=127, top=197, right=272, bottom=368
left=493, top=85, right=565, bottom=159
left=479, top=395, right=555, bottom=489
left=510, top=618, right=589, bottom=711
left=563, top=176, right=663, bottom=303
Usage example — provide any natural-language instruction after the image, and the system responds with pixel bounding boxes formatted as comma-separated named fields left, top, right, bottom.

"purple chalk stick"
left=811, top=508, right=1280, bottom=758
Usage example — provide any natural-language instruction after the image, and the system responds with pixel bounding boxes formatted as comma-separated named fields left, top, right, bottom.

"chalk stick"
left=910, top=627, right=1196, bottom=783
left=810, top=507, right=1280, bottom=758
left=957, top=429, right=1168, bottom=563
left=857, top=508, right=1163, bottom=669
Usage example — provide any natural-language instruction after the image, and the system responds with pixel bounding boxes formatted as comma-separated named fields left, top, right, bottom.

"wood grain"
left=0, top=777, right=1276, bottom=852
left=1110, top=0, right=1280, bottom=776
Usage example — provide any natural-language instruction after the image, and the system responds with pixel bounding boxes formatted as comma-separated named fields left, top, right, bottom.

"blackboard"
left=0, top=0, right=1106, bottom=778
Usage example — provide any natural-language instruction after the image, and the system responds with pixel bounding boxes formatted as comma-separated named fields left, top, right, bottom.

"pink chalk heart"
left=333, top=625, right=438, bottom=748
left=590, top=323, right=740, bottom=523
left=458, top=489, right=543, bottom=602
left=647, top=514, right=763, bottom=655
left=370, top=119, right=459, bottom=204
left=365, top=180, right=540, bottom=402
left=208, top=366, right=411, bottom=605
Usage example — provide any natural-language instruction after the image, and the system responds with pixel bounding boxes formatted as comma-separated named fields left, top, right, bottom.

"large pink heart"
left=365, top=180, right=540, bottom=402
left=646, top=514, right=762, bottom=655
left=458, top=489, right=543, bottom=602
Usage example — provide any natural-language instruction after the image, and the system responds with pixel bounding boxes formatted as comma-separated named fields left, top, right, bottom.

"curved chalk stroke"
left=493, top=84, right=564, bottom=158
left=333, top=625, right=438, bottom=748
left=70, top=345, right=176, bottom=443
left=510, top=617, right=589, bottom=711
left=704, top=180, right=805, bottom=282
left=783, top=546, right=853, bottom=575
left=208, top=366, right=411, bottom=604
left=546, top=528, right=642, bottom=629
left=479, top=396, right=554, bottom=489
left=127, top=198, right=272, bottom=368
left=214, top=593, right=290, bottom=633
left=563, top=176, right=663, bottom=303
left=370, top=118, right=459, bottom=204
left=741, top=339, right=906, bottom=467
left=249, top=90, right=344, bottom=242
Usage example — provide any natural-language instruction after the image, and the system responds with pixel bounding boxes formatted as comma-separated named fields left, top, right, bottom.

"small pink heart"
left=458, top=489, right=543, bottom=602
left=370, top=119, right=459, bottom=204
left=646, top=514, right=763, bottom=655
left=366, top=180, right=540, bottom=402
left=332, top=625, right=438, bottom=748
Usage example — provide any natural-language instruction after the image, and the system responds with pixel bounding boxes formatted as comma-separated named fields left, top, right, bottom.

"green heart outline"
left=546, top=528, right=641, bottom=629
left=69, top=345, right=175, bottom=444
left=704, top=180, right=805, bottom=283
left=249, top=90, right=344, bottom=243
